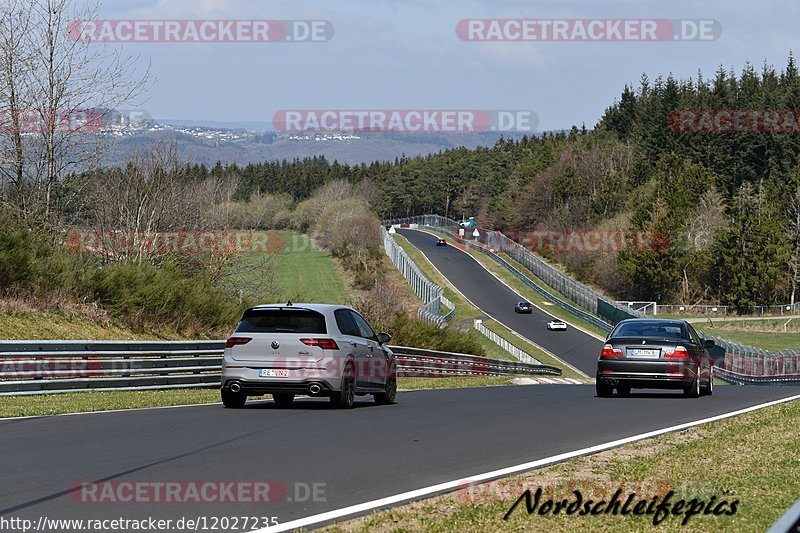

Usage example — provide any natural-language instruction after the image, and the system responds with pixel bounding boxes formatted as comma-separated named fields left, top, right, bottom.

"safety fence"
left=391, top=345, right=560, bottom=378
left=386, top=215, right=800, bottom=384
left=0, top=341, right=560, bottom=396
left=381, top=226, right=453, bottom=327
left=473, top=320, right=541, bottom=365
left=655, top=303, right=800, bottom=317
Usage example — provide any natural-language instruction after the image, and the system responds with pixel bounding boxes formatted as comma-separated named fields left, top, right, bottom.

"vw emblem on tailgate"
left=271, top=341, right=280, bottom=350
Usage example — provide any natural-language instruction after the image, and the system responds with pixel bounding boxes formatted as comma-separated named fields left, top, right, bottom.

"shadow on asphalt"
left=241, top=399, right=380, bottom=410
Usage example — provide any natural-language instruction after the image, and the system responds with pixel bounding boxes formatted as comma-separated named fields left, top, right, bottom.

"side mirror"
left=377, top=332, right=392, bottom=345
left=703, top=339, right=715, bottom=349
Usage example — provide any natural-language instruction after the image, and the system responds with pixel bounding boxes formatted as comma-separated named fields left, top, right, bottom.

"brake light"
left=226, top=337, right=252, bottom=348
left=300, top=338, right=339, bottom=350
left=600, top=344, right=623, bottom=358
left=665, top=346, right=689, bottom=359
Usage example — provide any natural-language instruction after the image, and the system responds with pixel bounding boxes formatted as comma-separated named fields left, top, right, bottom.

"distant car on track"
left=221, top=303, right=396, bottom=409
left=596, top=318, right=714, bottom=399
left=547, top=319, right=567, bottom=331
left=514, top=301, right=533, bottom=313
left=436, top=238, right=447, bottom=246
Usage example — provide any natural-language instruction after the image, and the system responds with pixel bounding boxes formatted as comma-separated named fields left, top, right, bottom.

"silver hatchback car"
left=221, top=303, right=397, bottom=409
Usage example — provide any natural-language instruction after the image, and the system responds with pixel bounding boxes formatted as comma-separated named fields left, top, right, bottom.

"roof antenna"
left=287, top=301, right=293, bottom=307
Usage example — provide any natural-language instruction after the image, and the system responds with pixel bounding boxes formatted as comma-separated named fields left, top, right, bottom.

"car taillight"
left=665, top=346, right=689, bottom=359
left=225, top=337, right=251, bottom=348
left=300, top=338, right=339, bottom=350
left=600, top=344, right=623, bottom=358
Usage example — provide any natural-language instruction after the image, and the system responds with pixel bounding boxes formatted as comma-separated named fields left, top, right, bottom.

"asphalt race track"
left=2, top=229, right=800, bottom=531
left=398, top=228, right=603, bottom=375
left=1, top=386, right=799, bottom=529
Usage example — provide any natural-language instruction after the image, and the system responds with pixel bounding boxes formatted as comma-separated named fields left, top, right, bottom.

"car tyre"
left=701, top=367, right=714, bottom=396
left=221, top=388, right=246, bottom=409
left=596, top=380, right=614, bottom=398
left=684, top=376, right=701, bottom=398
left=617, top=384, right=631, bottom=397
left=331, top=364, right=356, bottom=409
left=374, top=373, right=397, bottom=405
left=272, top=393, right=294, bottom=408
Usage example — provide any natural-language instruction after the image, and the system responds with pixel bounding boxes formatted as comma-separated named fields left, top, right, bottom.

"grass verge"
left=483, top=320, right=585, bottom=380
left=324, top=397, right=800, bottom=532
left=699, top=329, right=800, bottom=351
left=0, top=308, right=191, bottom=341
left=391, top=234, right=579, bottom=374
left=421, top=229, right=608, bottom=339
left=392, top=234, right=481, bottom=323
left=0, top=377, right=526, bottom=418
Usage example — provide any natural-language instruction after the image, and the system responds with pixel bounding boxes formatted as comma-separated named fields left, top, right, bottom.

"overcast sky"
left=97, top=0, right=799, bottom=130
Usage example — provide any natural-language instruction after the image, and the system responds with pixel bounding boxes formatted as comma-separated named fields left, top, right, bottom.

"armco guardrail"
left=391, top=345, right=560, bottom=378
left=386, top=214, right=800, bottom=384
left=0, top=340, right=225, bottom=395
left=714, top=366, right=800, bottom=386
left=474, top=319, right=541, bottom=365
left=437, top=227, right=613, bottom=333
left=0, top=341, right=559, bottom=396
left=382, top=225, right=453, bottom=327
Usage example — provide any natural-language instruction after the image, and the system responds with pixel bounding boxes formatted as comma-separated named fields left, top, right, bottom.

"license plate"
left=259, top=369, right=289, bottom=378
left=628, top=349, right=660, bottom=359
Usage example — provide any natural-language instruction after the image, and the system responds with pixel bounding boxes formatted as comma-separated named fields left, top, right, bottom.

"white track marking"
left=255, top=393, right=800, bottom=532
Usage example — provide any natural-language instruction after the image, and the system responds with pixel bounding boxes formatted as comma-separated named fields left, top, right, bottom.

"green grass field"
left=272, top=231, right=349, bottom=304
left=697, top=327, right=800, bottom=351
left=224, top=230, right=349, bottom=305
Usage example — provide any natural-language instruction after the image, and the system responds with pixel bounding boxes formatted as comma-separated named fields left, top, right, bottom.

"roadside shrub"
left=84, top=261, right=242, bottom=331
left=389, top=313, right=485, bottom=356
left=0, top=218, right=37, bottom=287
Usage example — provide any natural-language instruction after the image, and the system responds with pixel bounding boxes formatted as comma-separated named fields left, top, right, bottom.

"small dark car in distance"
left=596, top=318, right=714, bottom=398
left=436, top=238, right=447, bottom=246
left=514, top=301, right=533, bottom=314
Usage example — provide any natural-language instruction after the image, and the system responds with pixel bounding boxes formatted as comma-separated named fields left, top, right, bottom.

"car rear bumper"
left=222, top=367, right=341, bottom=396
left=515, top=308, right=533, bottom=313
left=597, top=359, right=698, bottom=389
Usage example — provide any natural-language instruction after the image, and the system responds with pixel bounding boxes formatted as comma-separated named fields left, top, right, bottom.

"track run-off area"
left=1, top=229, right=798, bottom=531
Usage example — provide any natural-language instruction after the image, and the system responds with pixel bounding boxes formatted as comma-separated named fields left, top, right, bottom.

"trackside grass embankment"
left=325, top=397, right=800, bottom=532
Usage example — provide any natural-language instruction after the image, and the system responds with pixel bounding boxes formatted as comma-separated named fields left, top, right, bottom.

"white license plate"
left=628, top=349, right=660, bottom=359
left=259, top=369, right=289, bottom=378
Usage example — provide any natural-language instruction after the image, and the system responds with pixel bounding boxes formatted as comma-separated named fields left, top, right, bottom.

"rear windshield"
left=612, top=322, right=686, bottom=339
left=235, top=309, right=327, bottom=334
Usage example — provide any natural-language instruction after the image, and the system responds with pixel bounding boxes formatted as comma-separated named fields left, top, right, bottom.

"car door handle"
left=350, top=341, right=358, bottom=347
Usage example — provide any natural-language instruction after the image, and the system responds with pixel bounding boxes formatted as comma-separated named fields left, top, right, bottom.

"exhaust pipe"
left=308, top=384, right=322, bottom=395
left=229, top=382, right=241, bottom=393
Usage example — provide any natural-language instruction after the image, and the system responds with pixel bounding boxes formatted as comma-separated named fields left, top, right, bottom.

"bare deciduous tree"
left=0, top=0, right=151, bottom=227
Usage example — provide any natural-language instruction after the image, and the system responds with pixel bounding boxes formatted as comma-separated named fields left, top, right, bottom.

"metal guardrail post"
left=384, top=214, right=800, bottom=383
